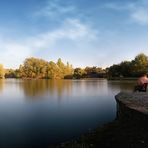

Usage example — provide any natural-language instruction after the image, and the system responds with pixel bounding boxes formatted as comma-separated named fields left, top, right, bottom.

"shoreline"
left=49, top=92, right=148, bottom=148
left=49, top=119, right=148, bottom=148
left=4, top=77, right=138, bottom=81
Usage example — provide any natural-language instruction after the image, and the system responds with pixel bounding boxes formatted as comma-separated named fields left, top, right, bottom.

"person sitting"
left=134, top=73, right=148, bottom=92
left=137, top=74, right=148, bottom=85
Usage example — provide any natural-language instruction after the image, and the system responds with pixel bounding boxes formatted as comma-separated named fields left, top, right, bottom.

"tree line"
left=4, top=57, right=105, bottom=79
left=107, top=53, right=148, bottom=78
left=1, top=53, right=148, bottom=79
left=5, top=58, right=73, bottom=79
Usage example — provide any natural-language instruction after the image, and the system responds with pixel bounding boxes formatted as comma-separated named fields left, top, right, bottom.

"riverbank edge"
left=4, top=77, right=138, bottom=80
left=49, top=118, right=148, bottom=148
left=49, top=92, right=148, bottom=148
left=107, top=77, right=138, bottom=80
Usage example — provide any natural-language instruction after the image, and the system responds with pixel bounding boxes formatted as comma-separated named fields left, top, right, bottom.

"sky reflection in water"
left=0, top=79, right=136, bottom=148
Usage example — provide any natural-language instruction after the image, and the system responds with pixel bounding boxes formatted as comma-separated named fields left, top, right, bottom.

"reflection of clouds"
left=19, top=80, right=72, bottom=100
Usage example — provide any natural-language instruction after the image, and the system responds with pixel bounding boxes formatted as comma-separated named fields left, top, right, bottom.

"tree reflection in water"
left=19, top=79, right=72, bottom=100
left=0, top=79, right=4, bottom=93
left=107, top=80, right=137, bottom=93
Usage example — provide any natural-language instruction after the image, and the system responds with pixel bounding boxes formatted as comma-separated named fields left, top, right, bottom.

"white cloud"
left=26, top=19, right=98, bottom=49
left=0, top=19, right=98, bottom=69
left=130, top=7, right=148, bottom=25
left=105, top=0, right=148, bottom=25
left=0, top=41, right=31, bottom=68
left=35, top=0, right=77, bottom=19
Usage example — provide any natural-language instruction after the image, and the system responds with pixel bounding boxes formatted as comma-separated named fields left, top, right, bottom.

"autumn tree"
left=20, top=57, right=48, bottom=78
left=64, top=62, right=74, bottom=79
left=0, top=64, right=4, bottom=79
left=17, top=57, right=74, bottom=79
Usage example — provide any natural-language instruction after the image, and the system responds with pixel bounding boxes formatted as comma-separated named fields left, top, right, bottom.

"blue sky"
left=0, top=0, right=148, bottom=68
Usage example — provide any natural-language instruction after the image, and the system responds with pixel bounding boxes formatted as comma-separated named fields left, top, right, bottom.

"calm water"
left=0, top=79, right=136, bottom=148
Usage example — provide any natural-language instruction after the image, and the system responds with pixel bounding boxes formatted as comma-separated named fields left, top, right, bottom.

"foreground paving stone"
left=115, top=92, right=148, bottom=121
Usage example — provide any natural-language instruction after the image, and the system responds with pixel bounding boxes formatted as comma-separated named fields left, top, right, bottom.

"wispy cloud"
left=26, top=19, right=98, bottom=49
left=130, top=6, right=148, bottom=25
left=0, top=19, right=98, bottom=68
left=105, top=0, right=148, bottom=25
left=35, top=0, right=78, bottom=19
left=2, top=0, right=147, bottom=69
left=0, top=41, right=31, bottom=69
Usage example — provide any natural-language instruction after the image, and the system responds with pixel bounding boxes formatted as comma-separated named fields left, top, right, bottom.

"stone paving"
left=115, top=92, right=148, bottom=114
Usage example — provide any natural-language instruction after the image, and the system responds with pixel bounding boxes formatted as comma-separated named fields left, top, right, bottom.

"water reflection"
left=19, top=79, right=72, bottom=99
left=107, top=80, right=137, bottom=93
left=0, top=79, right=4, bottom=93
left=0, top=79, right=136, bottom=148
left=1, top=79, right=136, bottom=100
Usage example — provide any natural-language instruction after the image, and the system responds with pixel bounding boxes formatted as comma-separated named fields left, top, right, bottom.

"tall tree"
left=131, top=53, right=148, bottom=76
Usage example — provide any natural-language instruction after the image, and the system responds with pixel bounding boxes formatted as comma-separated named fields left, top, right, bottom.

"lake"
left=0, top=79, right=136, bottom=148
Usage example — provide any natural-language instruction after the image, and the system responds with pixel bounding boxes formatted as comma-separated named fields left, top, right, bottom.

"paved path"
left=115, top=92, right=148, bottom=114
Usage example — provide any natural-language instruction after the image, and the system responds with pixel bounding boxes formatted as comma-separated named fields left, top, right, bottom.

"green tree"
left=73, top=68, right=86, bottom=79
left=84, top=66, right=106, bottom=78
left=119, top=61, right=132, bottom=77
left=131, top=53, right=148, bottom=77
left=5, top=69, right=16, bottom=78
left=107, top=53, right=148, bottom=78
left=107, top=64, right=121, bottom=78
